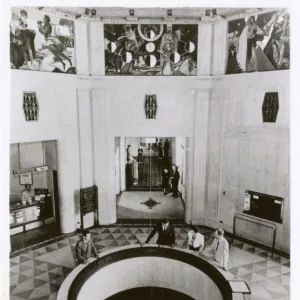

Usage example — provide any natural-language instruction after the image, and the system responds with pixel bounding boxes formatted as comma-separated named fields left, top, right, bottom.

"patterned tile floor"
left=128, top=156, right=172, bottom=190
left=9, top=225, right=290, bottom=300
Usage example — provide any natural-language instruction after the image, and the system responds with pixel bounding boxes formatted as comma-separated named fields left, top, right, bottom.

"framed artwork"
left=20, top=172, right=33, bottom=185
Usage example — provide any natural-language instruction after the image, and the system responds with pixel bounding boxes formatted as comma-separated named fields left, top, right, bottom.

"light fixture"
left=205, top=9, right=211, bottom=16
left=167, top=9, right=172, bottom=16
left=212, top=8, right=217, bottom=16
left=85, top=8, right=90, bottom=15
left=91, top=9, right=96, bottom=16
left=129, top=9, right=134, bottom=16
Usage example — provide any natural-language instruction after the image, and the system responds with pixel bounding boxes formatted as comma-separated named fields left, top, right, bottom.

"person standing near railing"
left=142, top=219, right=175, bottom=247
left=75, top=229, right=100, bottom=265
left=214, top=229, right=229, bottom=272
left=186, top=226, right=204, bottom=253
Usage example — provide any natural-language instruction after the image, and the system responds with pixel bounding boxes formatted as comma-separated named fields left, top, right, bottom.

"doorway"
left=115, top=137, right=187, bottom=220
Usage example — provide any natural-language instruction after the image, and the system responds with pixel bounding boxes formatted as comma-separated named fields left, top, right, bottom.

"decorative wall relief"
left=23, top=92, right=39, bottom=121
left=10, top=8, right=76, bottom=73
left=262, top=92, right=279, bottom=123
left=226, top=9, right=290, bottom=74
left=104, top=24, right=198, bottom=75
left=145, top=94, right=157, bottom=119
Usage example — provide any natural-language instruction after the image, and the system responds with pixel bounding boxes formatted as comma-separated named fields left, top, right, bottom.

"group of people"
left=76, top=220, right=229, bottom=272
left=125, top=139, right=173, bottom=189
left=162, top=165, right=180, bottom=198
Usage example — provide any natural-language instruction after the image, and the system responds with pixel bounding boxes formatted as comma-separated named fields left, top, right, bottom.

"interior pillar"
left=191, top=90, right=210, bottom=225
left=184, top=137, right=194, bottom=224
left=120, top=137, right=126, bottom=192
left=92, top=89, right=116, bottom=225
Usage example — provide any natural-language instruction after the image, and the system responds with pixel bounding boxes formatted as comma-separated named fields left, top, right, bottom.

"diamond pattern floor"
left=9, top=225, right=290, bottom=300
left=128, top=155, right=172, bottom=190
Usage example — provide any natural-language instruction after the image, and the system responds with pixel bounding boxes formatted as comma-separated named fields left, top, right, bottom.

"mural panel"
left=104, top=24, right=198, bottom=76
left=226, top=9, right=290, bottom=74
left=10, top=8, right=76, bottom=74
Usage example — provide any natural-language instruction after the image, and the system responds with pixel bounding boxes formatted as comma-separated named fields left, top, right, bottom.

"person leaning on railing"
left=75, top=229, right=101, bottom=265
left=186, top=225, right=204, bottom=253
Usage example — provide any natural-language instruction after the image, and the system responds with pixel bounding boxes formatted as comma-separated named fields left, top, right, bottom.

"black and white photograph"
left=0, top=2, right=298, bottom=300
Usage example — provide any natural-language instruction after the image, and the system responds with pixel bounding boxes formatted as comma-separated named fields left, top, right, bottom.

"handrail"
left=233, top=213, right=277, bottom=258
left=67, top=245, right=234, bottom=300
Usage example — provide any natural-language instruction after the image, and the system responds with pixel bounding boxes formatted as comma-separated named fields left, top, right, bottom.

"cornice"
left=20, top=6, right=76, bottom=20
left=226, top=7, right=283, bottom=21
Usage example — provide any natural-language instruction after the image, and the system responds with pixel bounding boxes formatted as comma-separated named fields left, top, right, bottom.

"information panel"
left=80, top=186, right=97, bottom=215
left=80, top=185, right=98, bottom=229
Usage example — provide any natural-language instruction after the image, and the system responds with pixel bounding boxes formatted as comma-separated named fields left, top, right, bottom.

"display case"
left=10, top=169, right=60, bottom=235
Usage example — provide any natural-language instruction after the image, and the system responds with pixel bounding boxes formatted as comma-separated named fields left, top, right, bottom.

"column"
left=184, top=137, right=194, bottom=224
left=77, top=89, right=94, bottom=228
left=115, top=144, right=121, bottom=195
left=74, top=20, right=89, bottom=75
left=120, top=136, right=126, bottom=192
left=211, top=19, right=228, bottom=75
left=203, top=90, right=225, bottom=228
left=191, top=90, right=210, bottom=224
left=89, top=21, right=105, bottom=75
left=92, top=90, right=116, bottom=224
left=197, top=22, right=213, bottom=75
left=57, top=129, right=79, bottom=233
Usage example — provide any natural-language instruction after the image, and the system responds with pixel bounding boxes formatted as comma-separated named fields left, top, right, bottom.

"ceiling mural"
left=226, top=9, right=290, bottom=74
left=10, top=8, right=76, bottom=74
left=104, top=24, right=198, bottom=76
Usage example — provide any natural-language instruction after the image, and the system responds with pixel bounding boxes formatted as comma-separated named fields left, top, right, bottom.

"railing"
left=66, top=245, right=241, bottom=300
left=233, top=213, right=277, bottom=258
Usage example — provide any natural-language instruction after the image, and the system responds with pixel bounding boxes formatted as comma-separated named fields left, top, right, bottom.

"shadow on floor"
left=10, top=223, right=61, bottom=253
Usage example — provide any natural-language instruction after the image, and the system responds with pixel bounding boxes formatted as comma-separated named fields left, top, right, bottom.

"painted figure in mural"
left=10, top=8, right=76, bottom=73
left=266, top=10, right=290, bottom=70
left=111, top=24, right=147, bottom=74
left=226, top=44, right=243, bottom=74
left=104, top=24, right=197, bottom=75
left=10, top=9, right=36, bottom=69
left=160, top=24, right=178, bottom=75
left=37, top=15, right=73, bottom=71
left=246, top=10, right=289, bottom=72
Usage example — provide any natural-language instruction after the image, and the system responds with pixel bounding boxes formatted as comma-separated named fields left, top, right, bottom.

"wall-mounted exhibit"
left=226, top=9, right=290, bottom=74
left=104, top=24, right=198, bottom=76
left=10, top=8, right=76, bottom=73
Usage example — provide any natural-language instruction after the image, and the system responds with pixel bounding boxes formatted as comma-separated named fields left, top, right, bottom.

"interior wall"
left=217, top=71, right=290, bottom=252
left=10, top=65, right=290, bottom=252
left=10, top=70, right=80, bottom=233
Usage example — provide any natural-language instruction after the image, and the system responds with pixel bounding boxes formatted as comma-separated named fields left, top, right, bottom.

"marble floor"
left=117, top=191, right=185, bottom=219
left=9, top=225, right=290, bottom=300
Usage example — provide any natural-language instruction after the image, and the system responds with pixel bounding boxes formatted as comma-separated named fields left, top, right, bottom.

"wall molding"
left=226, top=8, right=283, bottom=21
left=20, top=6, right=77, bottom=20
